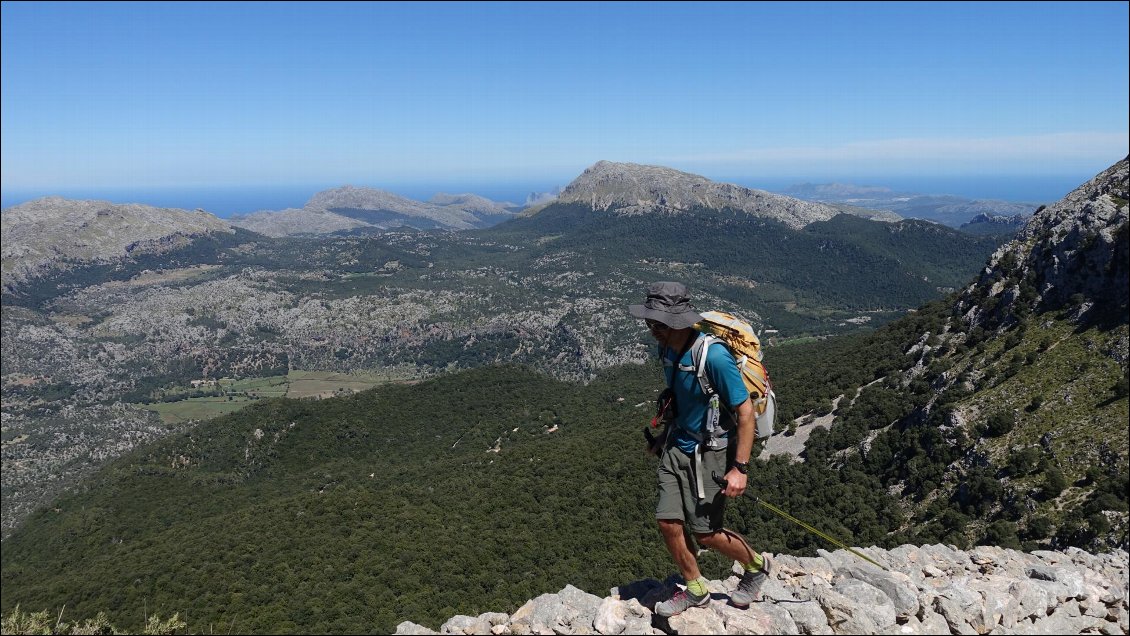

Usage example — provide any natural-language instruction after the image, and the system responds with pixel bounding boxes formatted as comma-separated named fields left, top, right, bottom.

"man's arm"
left=722, top=398, right=754, bottom=497
left=703, top=343, right=753, bottom=496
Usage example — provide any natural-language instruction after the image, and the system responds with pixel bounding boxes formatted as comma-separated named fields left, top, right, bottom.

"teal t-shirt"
left=662, top=333, right=750, bottom=454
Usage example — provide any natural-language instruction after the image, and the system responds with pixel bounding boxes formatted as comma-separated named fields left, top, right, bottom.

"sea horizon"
left=0, top=173, right=1094, bottom=219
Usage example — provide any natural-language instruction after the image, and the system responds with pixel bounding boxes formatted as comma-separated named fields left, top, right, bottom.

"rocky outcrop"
left=551, top=161, right=846, bottom=229
left=227, top=207, right=372, bottom=237
left=396, top=544, right=1129, bottom=635
left=960, top=212, right=1030, bottom=236
left=959, top=156, right=1129, bottom=328
left=1, top=197, right=233, bottom=292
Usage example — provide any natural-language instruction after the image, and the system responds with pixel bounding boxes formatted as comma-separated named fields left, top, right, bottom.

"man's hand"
left=722, top=467, right=747, bottom=497
left=644, top=427, right=667, bottom=456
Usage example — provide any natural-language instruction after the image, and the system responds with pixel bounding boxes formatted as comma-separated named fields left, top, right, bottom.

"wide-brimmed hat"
left=628, top=281, right=703, bottom=329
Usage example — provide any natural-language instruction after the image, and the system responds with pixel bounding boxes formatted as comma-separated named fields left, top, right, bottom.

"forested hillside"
left=487, top=204, right=1002, bottom=328
left=2, top=195, right=1003, bottom=538
left=0, top=342, right=909, bottom=634
left=4, top=292, right=1124, bottom=633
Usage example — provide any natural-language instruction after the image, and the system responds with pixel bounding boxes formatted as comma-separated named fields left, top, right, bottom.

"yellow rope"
left=754, top=498, right=888, bottom=571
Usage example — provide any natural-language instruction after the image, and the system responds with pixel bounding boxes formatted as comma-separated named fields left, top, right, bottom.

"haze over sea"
left=0, top=174, right=1085, bottom=219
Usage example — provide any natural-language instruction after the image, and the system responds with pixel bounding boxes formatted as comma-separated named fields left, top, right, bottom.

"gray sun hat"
left=628, top=281, right=704, bottom=329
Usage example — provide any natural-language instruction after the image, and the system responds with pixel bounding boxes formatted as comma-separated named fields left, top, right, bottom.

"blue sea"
left=0, top=174, right=1093, bottom=218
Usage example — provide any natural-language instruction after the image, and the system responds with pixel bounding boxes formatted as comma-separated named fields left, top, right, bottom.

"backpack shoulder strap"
left=690, top=334, right=732, bottom=452
left=690, top=334, right=719, bottom=396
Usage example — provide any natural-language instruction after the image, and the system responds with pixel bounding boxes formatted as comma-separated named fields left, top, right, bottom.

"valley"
left=0, top=159, right=1126, bottom=634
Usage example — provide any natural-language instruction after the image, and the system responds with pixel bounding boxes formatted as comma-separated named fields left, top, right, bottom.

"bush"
left=1005, top=447, right=1041, bottom=476
left=1024, top=515, right=1052, bottom=540
left=985, top=412, right=1015, bottom=437
left=1041, top=468, right=1068, bottom=500
left=980, top=520, right=1021, bottom=549
left=1113, top=378, right=1129, bottom=400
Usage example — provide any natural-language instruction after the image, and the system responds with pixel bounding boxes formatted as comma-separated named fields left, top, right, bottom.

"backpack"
left=689, top=311, right=777, bottom=441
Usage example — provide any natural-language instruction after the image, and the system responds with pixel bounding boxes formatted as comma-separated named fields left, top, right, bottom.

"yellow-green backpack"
left=691, top=311, right=777, bottom=440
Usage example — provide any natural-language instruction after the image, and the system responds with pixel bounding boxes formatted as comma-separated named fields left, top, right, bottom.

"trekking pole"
left=712, top=473, right=888, bottom=571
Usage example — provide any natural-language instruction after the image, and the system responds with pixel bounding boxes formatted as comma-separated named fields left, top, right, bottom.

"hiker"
left=629, top=281, right=772, bottom=617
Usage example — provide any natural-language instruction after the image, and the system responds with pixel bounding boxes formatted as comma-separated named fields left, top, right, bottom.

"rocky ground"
left=396, top=544, right=1129, bottom=635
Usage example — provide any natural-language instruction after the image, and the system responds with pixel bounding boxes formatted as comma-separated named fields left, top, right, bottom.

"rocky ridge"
left=305, top=185, right=500, bottom=230
left=959, top=156, right=1129, bottom=328
left=396, top=544, right=1129, bottom=635
left=225, top=206, right=372, bottom=237
left=228, top=187, right=519, bottom=236
left=547, top=161, right=847, bottom=229
left=0, top=197, right=233, bottom=292
left=428, top=192, right=517, bottom=216
left=959, top=212, right=1031, bottom=236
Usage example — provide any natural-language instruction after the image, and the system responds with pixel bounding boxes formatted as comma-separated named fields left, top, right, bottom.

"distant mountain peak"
left=301, top=186, right=514, bottom=231
left=555, top=161, right=843, bottom=229
left=228, top=207, right=371, bottom=238
left=428, top=192, right=516, bottom=215
left=305, top=185, right=435, bottom=214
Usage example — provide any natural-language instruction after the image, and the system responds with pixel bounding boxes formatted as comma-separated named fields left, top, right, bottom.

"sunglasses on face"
left=646, top=319, right=669, bottom=332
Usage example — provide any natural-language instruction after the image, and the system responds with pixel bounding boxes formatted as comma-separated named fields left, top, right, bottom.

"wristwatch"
left=733, top=461, right=749, bottom=475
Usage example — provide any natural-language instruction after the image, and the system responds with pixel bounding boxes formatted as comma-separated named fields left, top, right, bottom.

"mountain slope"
left=227, top=188, right=519, bottom=236
left=787, top=156, right=1129, bottom=552
left=0, top=365, right=678, bottom=633
left=0, top=197, right=234, bottom=293
left=958, top=157, right=1129, bottom=327
left=532, top=161, right=846, bottom=229
left=492, top=201, right=1001, bottom=323
left=306, top=185, right=480, bottom=229
left=227, top=207, right=373, bottom=237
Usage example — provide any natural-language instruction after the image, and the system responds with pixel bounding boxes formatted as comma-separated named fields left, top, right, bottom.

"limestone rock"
left=406, top=544, right=1129, bottom=635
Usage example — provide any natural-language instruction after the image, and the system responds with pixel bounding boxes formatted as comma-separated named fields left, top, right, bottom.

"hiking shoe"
left=730, top=553, right=773, bottom=607
left=654, top=588, right=710, bottom=617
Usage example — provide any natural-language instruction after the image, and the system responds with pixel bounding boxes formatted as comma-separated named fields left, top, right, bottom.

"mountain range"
left=3, top=162, right=1008, bottom=294
left=779, top=182, right=1038, bottom=228
left=0, top=157, right=1126, bottom=634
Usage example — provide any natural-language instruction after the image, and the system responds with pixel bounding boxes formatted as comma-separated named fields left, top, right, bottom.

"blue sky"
left=2, top=1, right=1128, bottom=208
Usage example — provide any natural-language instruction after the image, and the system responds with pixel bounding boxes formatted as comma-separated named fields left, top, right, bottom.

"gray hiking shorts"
left=656, top=444, right=727, bottom=534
